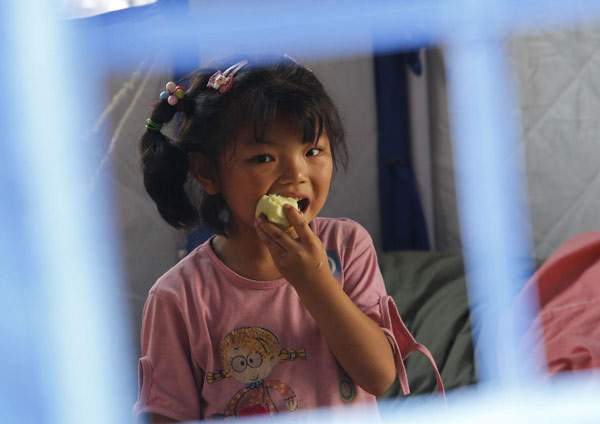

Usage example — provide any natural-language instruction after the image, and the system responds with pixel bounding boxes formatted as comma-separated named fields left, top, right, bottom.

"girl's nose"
left=279, top=157, right=307, bottom=184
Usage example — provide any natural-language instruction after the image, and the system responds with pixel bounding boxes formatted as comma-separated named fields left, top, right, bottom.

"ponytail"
left=140, top=99, right=198, bottom=228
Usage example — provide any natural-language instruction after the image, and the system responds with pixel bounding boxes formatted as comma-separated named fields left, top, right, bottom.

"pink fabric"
left=516, top=232, right=600, bottom=374
left=133, top=218, right=439, bottom=421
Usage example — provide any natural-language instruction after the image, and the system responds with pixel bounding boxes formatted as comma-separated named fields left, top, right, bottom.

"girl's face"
left=217, top=118, right=333, bottom=237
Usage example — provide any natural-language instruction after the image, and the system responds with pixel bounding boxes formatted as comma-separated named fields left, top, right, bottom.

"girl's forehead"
left=235, top=122, right=328, bottom=149
left=236, top=119, right=303, bottom=145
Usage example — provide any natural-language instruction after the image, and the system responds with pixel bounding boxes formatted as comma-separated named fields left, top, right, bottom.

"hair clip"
left=159, top=81, right=185, bottom=111
left=284, top=53, right=301, bottom=66
left=207, top=60, right=248, bottom=94
left=284, top=53, right=312, bottom=72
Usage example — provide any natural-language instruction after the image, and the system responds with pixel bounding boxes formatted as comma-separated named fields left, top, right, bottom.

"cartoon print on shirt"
left=206, top=326, right=307, bottom=418
left=326, top=249, right=341, bottom=278
left=338, top=375, right=356, bottom=402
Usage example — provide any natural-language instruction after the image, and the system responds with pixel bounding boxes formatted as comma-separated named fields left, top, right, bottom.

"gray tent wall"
left=410, top=25, right=600, bottom=261
left=98, top=56, right=184, bottom=365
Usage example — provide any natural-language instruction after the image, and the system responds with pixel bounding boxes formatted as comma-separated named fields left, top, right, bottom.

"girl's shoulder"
left=312, top=216, right=369, bottom=235
left=147, top=240, right=214, bottom=299
left=312, top=217, right=373, bottom=247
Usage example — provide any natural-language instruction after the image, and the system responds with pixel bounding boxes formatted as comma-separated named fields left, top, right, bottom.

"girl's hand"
left=255, top=205, right=329, bottom=287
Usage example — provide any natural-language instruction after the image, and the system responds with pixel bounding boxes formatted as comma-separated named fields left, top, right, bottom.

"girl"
left=134, top=55, right=441, bottom=423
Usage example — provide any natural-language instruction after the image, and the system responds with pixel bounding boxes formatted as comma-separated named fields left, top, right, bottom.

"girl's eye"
left=252, top=154, right=274, bottom=163
left=306, top=148, right=322, bottom=157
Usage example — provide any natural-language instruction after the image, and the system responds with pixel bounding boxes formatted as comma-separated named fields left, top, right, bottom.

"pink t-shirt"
left=134, top=217, right=440, bottom=421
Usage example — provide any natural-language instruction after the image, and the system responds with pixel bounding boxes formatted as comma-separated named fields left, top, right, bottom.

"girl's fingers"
left=255, top=223, right=287, bottom=259
left=284, top=205, right=310, bottom=238
left=255, top=216, right=292, bottom=252
left=255, top=217, right=280, bottom=247
left=257, top=211, right=328, bottom=281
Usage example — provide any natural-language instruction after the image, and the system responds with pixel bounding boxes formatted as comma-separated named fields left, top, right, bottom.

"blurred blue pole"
left=1, top=1, right=135, bottom=423
left=66, top=0, right=600, bottom=71
left=444, top=21, right=540, bottom=386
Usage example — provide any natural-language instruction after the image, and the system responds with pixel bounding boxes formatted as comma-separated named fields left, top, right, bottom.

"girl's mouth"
left=297, top=198, right=309, bottom=213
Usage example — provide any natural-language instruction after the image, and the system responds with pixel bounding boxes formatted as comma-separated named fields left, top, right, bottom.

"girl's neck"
left=211, top=232, right=282, bottom=281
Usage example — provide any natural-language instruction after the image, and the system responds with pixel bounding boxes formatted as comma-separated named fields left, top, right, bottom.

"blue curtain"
left=374, top=52, right=430, bottom=251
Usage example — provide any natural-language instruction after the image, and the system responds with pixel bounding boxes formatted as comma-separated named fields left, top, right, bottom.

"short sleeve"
left=340, top=222, right=444, bottom=396
left=133, top=291, right=203, bottom=422
left=340, top=222, right=388, bottom=321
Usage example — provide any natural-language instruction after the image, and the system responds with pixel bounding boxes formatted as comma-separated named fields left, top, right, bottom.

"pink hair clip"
left=207, top=60, right=248, bottom=94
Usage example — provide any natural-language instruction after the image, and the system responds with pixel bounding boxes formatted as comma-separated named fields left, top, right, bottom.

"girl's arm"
left=255, top=207, right=396, bottom=396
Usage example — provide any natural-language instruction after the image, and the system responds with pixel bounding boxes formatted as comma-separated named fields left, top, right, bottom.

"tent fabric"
left=83, top=53, right=184, bottom=366
left=425, top=26, right=600, bottom=258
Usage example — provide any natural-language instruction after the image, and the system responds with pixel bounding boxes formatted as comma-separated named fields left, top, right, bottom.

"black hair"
left=139, top=54, right=347, bottom=236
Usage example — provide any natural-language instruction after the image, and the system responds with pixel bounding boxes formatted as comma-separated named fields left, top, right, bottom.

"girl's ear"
left=189, top=152, right=220, bottom=195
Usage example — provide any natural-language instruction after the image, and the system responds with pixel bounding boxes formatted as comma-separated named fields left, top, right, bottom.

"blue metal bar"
left=1, top=1, right=135, bottom=423
left=444, top=28, right=540, bottom=386
left=66, top=0, right=600, bottom=71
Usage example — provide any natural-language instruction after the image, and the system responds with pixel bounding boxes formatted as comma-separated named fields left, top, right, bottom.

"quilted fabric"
left=510, top=25, right=600, bottom=259
left=428, top=25, right=600, bottom=259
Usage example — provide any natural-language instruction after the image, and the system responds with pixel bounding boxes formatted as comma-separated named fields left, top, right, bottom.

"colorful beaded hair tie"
left=207, top=60, right=248, bottom=94
left=159, top=81, right=185, bottom=112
